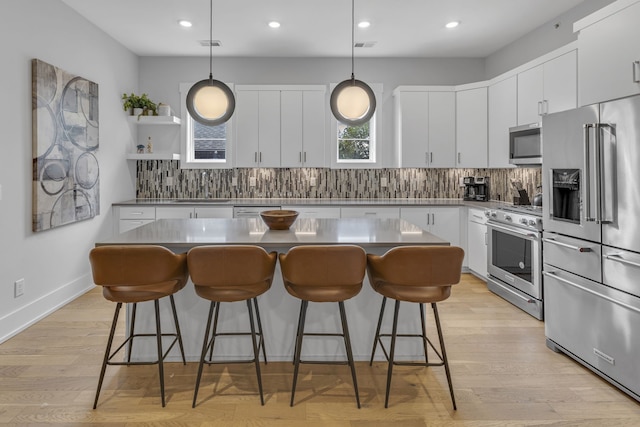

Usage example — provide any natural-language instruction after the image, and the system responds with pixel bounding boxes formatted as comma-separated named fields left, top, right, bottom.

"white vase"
left=133, top=108, right=143, bottom=116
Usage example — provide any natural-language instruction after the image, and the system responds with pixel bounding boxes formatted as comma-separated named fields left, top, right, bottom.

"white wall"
left=0, top=0, right=138, bottom=342
left=138, top=56, right=485, bottom=167
left=485, top=0, right=615, bottom=78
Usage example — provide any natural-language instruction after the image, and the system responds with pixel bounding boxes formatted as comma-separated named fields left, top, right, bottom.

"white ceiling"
left=61, top=0, right=585, bottom=58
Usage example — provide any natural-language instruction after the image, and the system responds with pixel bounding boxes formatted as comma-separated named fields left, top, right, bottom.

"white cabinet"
left=517, top=50, right=577, bottom=125
left=394, top=89, right=456, bottom=168
left=281, top=205, right=341, bottom=218
left=488, top=76, right=517, bottom=168
left=280, top=90, right=326, bottom=167
left=456, top=87, right=488, bottom=168
left=235, top=90, right=281, bottom=167
left=341, top=207, right=400, bottom=219
left=125, top=115, right=182, bottom=160
left=156, top=206, right=233, bottom=219
left=117, top=206, right=156, bottom=234
left=467, top=208, right=488, bottom=279
left=400, top=207, right=462, bottom=250
left=576, top=1, right=640, bottom=105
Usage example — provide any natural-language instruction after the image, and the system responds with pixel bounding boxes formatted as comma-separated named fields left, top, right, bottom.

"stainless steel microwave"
left=509, top=123, right=541, bottom=165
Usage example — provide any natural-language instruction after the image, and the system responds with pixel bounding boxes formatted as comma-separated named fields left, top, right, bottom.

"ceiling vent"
left=198, top=40, right=222, bottom=47
left=354, top=41, right=377, bottom=48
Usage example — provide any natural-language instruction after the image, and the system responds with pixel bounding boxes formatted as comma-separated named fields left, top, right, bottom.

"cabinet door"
left=467, top=209, right=488, bottom=278
left=119, top=219, right=154, bottom=234
left=400, top=207, right=429, bottom=230
left=235, top=90, right=260, bottom=167
left=517, top=64, right=543, bottom=125
left=488, top=76, right=517, bottom=168
left=428, top=91, right=456, bottom=167
left=281, top=205, right=341, bottom=218
left=156, top=207, right=194, bottom=219
left=341, top=207, right=400, bottom=219
left=430, top=207, right=460, bottom=247
left=258, top=91, right=281, bottom=167
left=544, top=50, right=577, bottom=115
left=456, top=87, right=488, bottom=168
left=302, top=91, right=326, bottom=167
left=194, top=207, right=233, bottom=218
left=578, top=1, right=640, bottom=105
left=398, top=92, right=429, bottom=167
left=280, top=91, right=304, bottom=167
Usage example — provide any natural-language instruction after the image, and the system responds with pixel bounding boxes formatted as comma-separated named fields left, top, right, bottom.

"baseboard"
left=0, top=274, right=94, bottom=344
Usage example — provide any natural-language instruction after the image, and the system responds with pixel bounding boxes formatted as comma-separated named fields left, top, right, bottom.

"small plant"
left=121, top=93, right=157, bottom=116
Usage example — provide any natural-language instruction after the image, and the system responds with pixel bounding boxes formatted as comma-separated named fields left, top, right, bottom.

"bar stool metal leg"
left=246, top=299, right=265, bottom=405
left=419, top=303, right=430, bottom=365
left=385, top=299, right=401, bottom=408
left=252, top=298, right=267, bottom=364
left=153, top=300, right=166, bottom=407
left=290, top=300, right=309, bottom=407
left=93, top=302, right=122, bottom=409
left=339, top=301, right=361, bottom=409
left=370, top=297, right=387, bottom=365
left=292, top=299, right=305, bottom=365
left=169, top=295, right=186, bottom=365
left=208, top=300, right=222, bottom=361
left=127, top=303, right=137, bottom=363
left=432, top=302, right=456, bottom=410
left=193, top=301, right=215, bottom=408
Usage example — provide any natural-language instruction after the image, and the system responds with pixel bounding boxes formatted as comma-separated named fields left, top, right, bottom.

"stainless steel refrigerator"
left=542, top=94, right=640, bottom=402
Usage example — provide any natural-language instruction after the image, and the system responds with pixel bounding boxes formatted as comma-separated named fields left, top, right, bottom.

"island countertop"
left=96, top=217, right=449, bottom=249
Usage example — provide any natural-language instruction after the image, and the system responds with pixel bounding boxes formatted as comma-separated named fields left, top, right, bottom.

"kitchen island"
left=96, top=217, right=450, bottom=362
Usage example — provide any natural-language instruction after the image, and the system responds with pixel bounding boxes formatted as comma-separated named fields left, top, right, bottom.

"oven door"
left=487, top=221, right=542, bottom=299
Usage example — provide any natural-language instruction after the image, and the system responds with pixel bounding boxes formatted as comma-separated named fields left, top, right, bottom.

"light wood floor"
left=1, top=274, right=639, bottom=426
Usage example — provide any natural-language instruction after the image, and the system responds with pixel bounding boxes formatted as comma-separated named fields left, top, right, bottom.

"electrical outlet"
left=14, top=279, right=24, bottom=298
left=380, top=177, right=388, bottom=187
left=231, top=177, right=238, bottom=186
left=249, top=177, right=256, bottom=187
left=310, top=177, right=317, bottom=187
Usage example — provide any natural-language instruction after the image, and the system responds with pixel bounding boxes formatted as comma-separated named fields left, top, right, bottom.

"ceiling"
left=61, top=0, right=585, bottom=58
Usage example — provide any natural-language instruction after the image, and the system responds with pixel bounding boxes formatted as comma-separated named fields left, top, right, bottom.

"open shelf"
left=126, top=153, right=181, bottom=160
left=127, top=115, right=181, bottom=125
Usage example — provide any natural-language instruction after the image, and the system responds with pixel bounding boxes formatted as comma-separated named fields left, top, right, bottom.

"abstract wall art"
left=32, top=59, right=99, bottom=232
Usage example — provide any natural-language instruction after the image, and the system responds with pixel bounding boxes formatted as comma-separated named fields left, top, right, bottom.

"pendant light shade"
left=330, top=0, right=376, bottom=126
left=186, top=0, right=235, bottom=126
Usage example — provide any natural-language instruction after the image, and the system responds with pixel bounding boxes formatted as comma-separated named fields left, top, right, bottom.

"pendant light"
left=330, top=0, right=376, bottom=126
left=186, top=0, right=235, bottom=126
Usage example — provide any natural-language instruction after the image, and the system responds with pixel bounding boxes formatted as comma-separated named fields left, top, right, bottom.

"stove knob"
left=505, top=215, right=512, bottom=222
left=528, top=219, right=537, bottom=226
left=491, top=212, right=497, bottom=218
left=484, top=211, right=490, bottom=217
left=520, top=218, right=528, bottom=225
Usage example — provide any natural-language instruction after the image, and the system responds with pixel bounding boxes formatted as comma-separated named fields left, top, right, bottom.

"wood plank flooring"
left=1, top=274, right=639, bottom=426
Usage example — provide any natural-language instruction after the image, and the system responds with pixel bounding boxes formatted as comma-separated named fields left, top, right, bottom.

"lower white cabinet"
left=281, top=205, right=341, bottom=218
left=400, top=207, right=461, bottom=250
left=156, top=206, right=233, bottom=219
left=467, top=208, right=488, bottom=279
left=117, top=206, right=156, bottom=234
left=340, top=207, right=400, bottom=219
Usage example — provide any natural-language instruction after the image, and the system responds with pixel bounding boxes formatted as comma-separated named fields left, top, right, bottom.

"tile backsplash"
left=136, top=161, right=541, bottom=202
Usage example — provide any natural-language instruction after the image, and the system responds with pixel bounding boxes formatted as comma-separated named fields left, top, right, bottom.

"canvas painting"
left=32, top=59, right=99, bottom=232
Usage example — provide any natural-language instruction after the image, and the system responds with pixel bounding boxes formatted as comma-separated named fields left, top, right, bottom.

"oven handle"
left=543, top=270, right=640, bottom=315
left=487, top=222, right=539, bottom=240
left=491, top=278, right=535, bottom=304
left=542, top=237, right=592, bottom=252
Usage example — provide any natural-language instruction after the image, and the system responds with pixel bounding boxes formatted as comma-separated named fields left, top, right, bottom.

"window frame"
left=179, top=82, right=234, bottom=169
left=329, top=82, right=383, bottom=169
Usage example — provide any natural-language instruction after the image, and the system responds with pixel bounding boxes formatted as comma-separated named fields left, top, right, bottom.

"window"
left=337, top=119, right=375, bottom=163
left=180, top=82, right=233, bottom=169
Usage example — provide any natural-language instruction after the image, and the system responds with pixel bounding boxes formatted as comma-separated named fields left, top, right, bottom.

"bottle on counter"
left=146, top=136, right=153, bottom=154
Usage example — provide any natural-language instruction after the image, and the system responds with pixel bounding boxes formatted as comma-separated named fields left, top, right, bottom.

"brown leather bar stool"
left=279, top=244, right=366, bottom=408
left=187, top=245, right=277, bottom=407
left=89, top=245, right=189, bottom=408
left=366, top=245, right=464, bottom=409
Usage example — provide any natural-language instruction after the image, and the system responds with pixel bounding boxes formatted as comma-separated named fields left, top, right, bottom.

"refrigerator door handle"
left=583, top=124, right=595, bottom=222
left=598, top=123, right=615, bottom=224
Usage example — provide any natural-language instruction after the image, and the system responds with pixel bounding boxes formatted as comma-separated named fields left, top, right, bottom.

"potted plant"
left=121, top=93, right=157, bottom=117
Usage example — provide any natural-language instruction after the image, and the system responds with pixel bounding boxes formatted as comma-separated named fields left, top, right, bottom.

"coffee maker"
left=463, top=176, right=489, bottom=201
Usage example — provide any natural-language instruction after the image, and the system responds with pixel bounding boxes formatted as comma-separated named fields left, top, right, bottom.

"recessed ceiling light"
left=358, top=21, right=371, bottom=28
left=268, top=21, right=281, bottom=29
left=445, top=21, right=460, bottom=29
left=178, top=20, right=193, bottom=28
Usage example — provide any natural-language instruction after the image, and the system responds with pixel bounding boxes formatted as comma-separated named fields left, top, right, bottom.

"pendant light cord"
left=208, top=0, right=213, bottom=80
left=351, top=0, right=355, bottom=81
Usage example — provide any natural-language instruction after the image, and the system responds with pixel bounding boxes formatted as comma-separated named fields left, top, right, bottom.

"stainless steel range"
left=486, top=205, right=543, bottom=320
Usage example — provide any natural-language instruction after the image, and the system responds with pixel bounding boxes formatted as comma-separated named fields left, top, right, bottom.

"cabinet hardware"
left=430, top=152, right=433, bottom=163
left=605, top=253, right=640, bottom=269
left=634, top=60, right=640, bottom=83
left=542, top=237, right=591, bottom=252
left=254, top=152, right=258, bottom=162
left=432, top=213, right=435, bottom=224
left=457, top=152, right=461, bottom=164
left=299, top=152, right=302, bottom=162
left=304, top=152, right=307, bottom=162
left=259, top=152, right=262, bottom=162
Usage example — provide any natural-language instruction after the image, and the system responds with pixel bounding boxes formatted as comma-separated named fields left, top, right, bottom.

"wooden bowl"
left=260, top=210, right=299, bottom=230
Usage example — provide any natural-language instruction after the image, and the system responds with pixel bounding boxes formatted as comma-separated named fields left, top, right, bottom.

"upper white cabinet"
left=456, top=86, right=488, bottom=168
left=236, top=86, right=326, bottom=168
left=235, top=90, right=281, bottom=167
left=517, top=50, right=577, bottom=125
left=394, top=89, right=456, bottom=168
left=575, top=0, right=640, bottom=105
left=280, top=90, right=326, bottom=167
left=488, top=76, right=517, bottom=168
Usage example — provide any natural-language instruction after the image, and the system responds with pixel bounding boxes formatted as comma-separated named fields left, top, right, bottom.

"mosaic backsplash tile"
left=136, top=161, right=542, bottom=203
